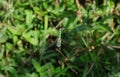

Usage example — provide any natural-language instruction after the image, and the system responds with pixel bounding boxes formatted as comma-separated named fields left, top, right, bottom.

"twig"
left=5, top=50, right=9, bottom=77
left=56, top=19, right=64, bottom=28
left=54, top=0, right=59, bottom=6
left=8, top=0, right=10, bottom=4
left=87, top=47, right=102, bottom=75
left=56, top=48, right=66, bottom=58
left=75, top=0, right=82, bottom=22
left=107, top=45, right=120, bottom=49
left=73, top=48, right=86, bottom=56
left=64, top=60, right=78, bottom=74
left=56, top=48, right=78, bottom=74
left=75, top=0, right=81, bottom=11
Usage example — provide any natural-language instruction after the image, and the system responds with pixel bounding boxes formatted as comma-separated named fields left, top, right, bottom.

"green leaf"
left=48, top=28, right=58, bottom=36
left=93, top=23, right=112, bottom=32
left=44, top=15, right=48, bottom=30
left=2, top=66, right=16, bottom=74
left=0, top=45, right=4, bottom=59
left=31, top=59, right=41, bottom=73
left=70, top=25, right=90, bottom=33
left=55, top=67, right=69, bottom=77
left=43, top=2, right=48, bottom=11
left=22, top=30, right=38, bottom=45
left=33, top=7, right=47, bottom=17
left=13, top=35, right=18, bottom=44
left=7, top=26, right=21, bottom=35
left=0, top=32, right=7, bottom=43
left=29, top=73, right=38, bottom=77
left=6, top=43, right=13, bottom=51
left=25, top=10, right=33, bottom=26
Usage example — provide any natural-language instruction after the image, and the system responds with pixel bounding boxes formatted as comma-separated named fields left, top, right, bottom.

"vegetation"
left=0, top=0, right=120, bottom=77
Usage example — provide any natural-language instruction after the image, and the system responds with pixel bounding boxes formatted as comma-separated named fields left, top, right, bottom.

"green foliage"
left=0, top=0, right=120, bottom=77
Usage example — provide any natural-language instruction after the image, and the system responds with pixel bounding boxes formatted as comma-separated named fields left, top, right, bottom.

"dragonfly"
left=57, top=28, right=63, bottom=50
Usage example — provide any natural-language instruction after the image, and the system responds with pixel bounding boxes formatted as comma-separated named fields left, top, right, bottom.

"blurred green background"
left=0, top=0, right=120, bottom=77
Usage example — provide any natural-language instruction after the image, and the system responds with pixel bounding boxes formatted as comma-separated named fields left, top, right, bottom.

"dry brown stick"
left=56, top=19, right=64, bottom=28
left=13, top=0, right=18, bottom=8
left=54, top=0, right=59, bottom=6
left=8, top=0, right=10, bottom=4
left=56, top=48, right=78, bottom=74
left=64, top=60, right=78, bottom=74
left=5, top=50, right=9, bottom=77
left=56, top=48, right=66, bottom=58
left=75, top=0, right=81, bottom=11
left=73, top=48, right=86, bottom=56
left=86, top=48, right=102, bottom=75
left=75, top=0, right=82, bottom=22
left=109, top=45, right=120, bottom=49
